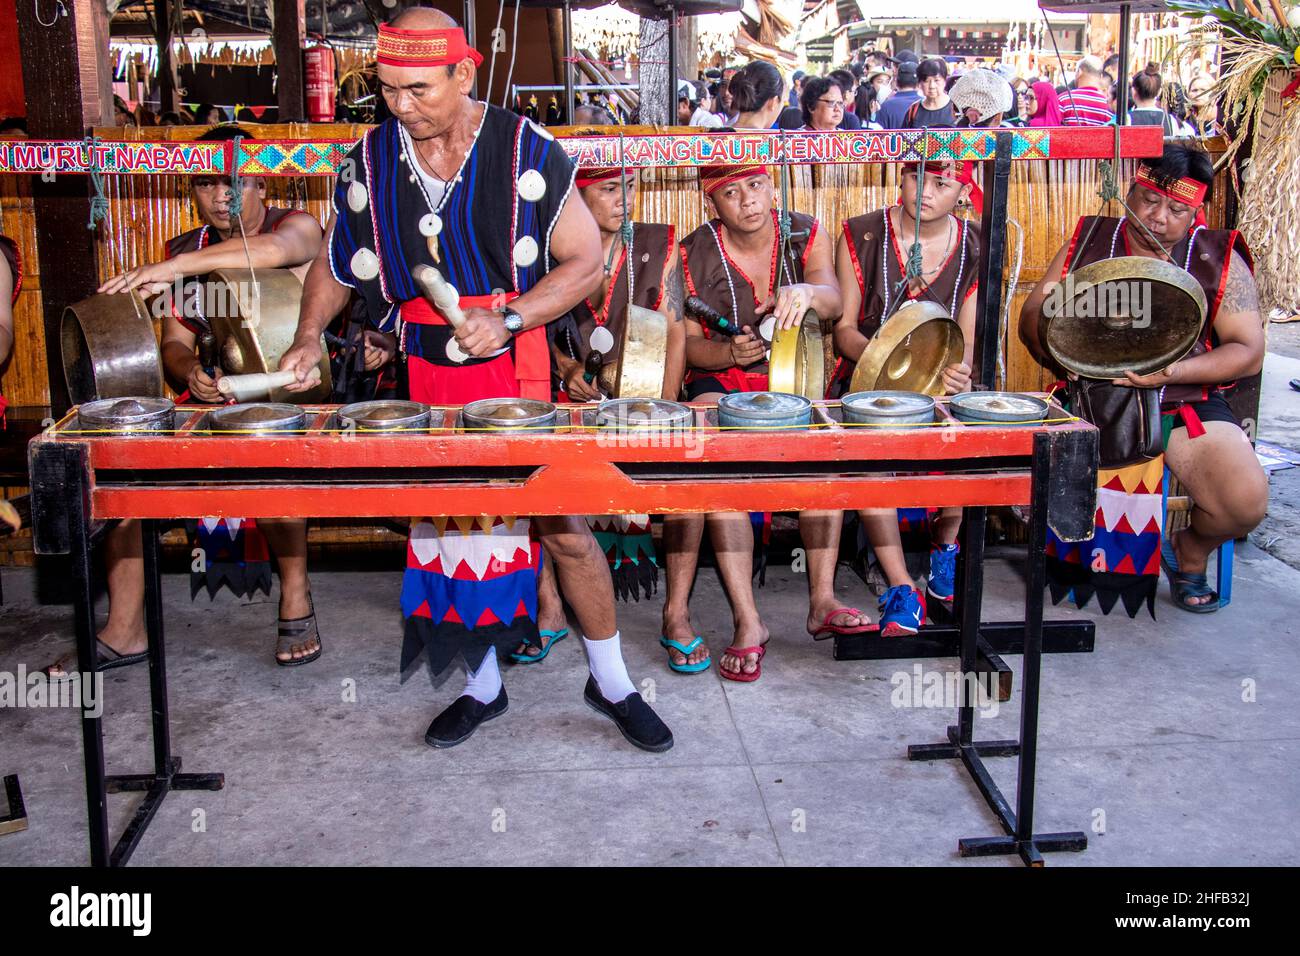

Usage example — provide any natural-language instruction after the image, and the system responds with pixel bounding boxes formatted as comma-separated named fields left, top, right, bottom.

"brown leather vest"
left=1063, top=215, right=1253, bottom=405
left=842, top=208, right=980, bottom=340
left=563, top=222, right=673, bottom=368
left=679, top=209, right=818, bottom=380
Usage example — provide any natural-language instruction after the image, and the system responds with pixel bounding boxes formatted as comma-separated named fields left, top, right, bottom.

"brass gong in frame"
left=850, top=300, right=964, bottom=397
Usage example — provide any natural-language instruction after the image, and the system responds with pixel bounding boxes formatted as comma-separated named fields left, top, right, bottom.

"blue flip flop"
left=509, top=628, right=568, bottom=664
left=659, top=636, right=712, bottom=673
left=1160, top=538, right=1221, bottom=614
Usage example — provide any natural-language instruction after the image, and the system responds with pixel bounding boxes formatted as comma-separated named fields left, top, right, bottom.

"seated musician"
left=673, top=164, right=859, bottom=680
left=526, top=163, right=687, bottom=663
left=1019, top=144, right=1267, bottom=613
left=833, top=160, right=981, bottom=635
left=44, top=127, right=356, bottom=677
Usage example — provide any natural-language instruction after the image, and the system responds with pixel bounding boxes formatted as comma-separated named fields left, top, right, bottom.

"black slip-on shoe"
left=424, top=687, right=508, bottom=749
left=582, top=676, right=674, bottom=753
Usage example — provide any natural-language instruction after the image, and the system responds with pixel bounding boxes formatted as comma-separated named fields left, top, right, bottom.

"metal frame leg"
left=0, top=774, right=29, bottom=835
left=908, top=433, right=1088, bottom=866
left=103, top=519, right=224, bottom=867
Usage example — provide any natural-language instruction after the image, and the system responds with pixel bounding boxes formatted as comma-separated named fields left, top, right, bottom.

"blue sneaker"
left=878, top=584, right=925, bottom=637
left=927, top=543, right=960, bottom=605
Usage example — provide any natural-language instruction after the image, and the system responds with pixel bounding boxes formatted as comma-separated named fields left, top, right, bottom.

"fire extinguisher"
left=305, top=45, right=336, bottom=123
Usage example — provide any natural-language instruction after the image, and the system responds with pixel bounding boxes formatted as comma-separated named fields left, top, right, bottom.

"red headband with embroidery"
left=1134, top=163, right=1208, bottom=207
left=901, top=160, right=984, bottom=216
left=576, top=168, right=627, bottom=189
left=698, top=164, right=769, bottom=196
left=377, top=25, right=484, bottom=68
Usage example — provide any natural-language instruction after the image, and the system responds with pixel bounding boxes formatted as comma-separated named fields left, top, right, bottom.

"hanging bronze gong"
left=206, top=268, right=332, bottom=403
left=850, top=301, right=964, bottom=397
left=598, top=303, right=669, bottom=399
left=61, top=292, right=164, bottom=404
left=768, top=309, right=825, bottom=401
left=1042, top=255, right=1207, bottom=379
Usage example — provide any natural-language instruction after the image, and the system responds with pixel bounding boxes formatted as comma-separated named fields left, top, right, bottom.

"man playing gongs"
left=1020, top=144, right=1266, bottom=614
left=833, top=159, right=981, bottom=636
left=280, top=8, right=672, bottom=752
left=671, top=164, right=853, bottom=680
left=522, top=162, right=687, bottom=664
left=44, top=127, right=362, bottom=677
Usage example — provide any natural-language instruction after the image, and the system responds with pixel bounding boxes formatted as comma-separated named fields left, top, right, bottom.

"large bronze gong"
left=598, top=303, right=669, bottom=399
left=1043, top=255, right=1207, bottom=379
left=849, top=301, right=964, bottom=397
left=768, top=309, right=825, bottom=401
left=61, top=292, right=164, bottom=403
left=206, top=268, right=332, bottom=403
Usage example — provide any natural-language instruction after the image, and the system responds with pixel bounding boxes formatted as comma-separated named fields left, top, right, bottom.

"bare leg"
left=799, top=509, right=869, bottom=634
left=930, top=507, right=962, bottom=547
left=258, top=518, right=317, bottom=661
left=709, top=512, right=769, bottom=678
left=532, top=515, right=617, bottom=640
left=859, top=508, right=915, bottom=589
left=1164, top=421, right=1268, bottom=605
left=45, top=520, right=146, bottom=677
left=515, top=539, right=568, bottom=657
left=661, top=514, right=710, bottom=667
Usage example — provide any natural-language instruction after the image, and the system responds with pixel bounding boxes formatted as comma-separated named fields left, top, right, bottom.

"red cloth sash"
left=400, top=293, right=549, bottom=402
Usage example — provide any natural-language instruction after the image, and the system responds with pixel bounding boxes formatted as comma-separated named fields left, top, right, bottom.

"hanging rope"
left=85, top=135, right=109, bottom=231
left=227, top=134, right=245, bottom=218
left=617, top=130, right=635, bottom=311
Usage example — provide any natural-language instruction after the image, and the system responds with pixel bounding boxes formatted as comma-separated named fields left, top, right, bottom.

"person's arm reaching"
left=279, top=212, right=353, bottom=391
left=99, top=215, right=324, bottom=295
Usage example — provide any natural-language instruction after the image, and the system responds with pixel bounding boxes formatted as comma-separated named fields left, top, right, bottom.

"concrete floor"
left=1, top=538, right=1298, bottom=866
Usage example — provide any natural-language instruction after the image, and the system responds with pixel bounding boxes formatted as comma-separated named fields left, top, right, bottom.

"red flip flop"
left=811, top=607, right=877, bottom=640
left=720, top=643, right=766, bottom=682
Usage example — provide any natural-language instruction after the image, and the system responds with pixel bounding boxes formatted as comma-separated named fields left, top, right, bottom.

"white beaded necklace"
left=880, top=209, right=968, bottom=322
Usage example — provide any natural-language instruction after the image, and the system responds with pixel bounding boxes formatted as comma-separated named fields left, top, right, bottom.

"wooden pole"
left=16, top=0, right=113, bottom=415
left=153, top=0, right=178, bottom=113
left=274, top=0, right=306, bottom=122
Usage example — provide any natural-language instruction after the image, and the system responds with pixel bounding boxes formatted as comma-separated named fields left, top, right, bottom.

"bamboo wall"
left=0, top=125, right=1231, bottom=410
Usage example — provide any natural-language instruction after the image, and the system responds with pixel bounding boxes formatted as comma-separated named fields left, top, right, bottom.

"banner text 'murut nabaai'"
left=0, top=141, right=223, bottom=175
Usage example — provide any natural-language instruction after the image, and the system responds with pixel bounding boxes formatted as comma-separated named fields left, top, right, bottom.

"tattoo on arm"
left=1221, top=252, right=1259, bottom=317
left=665, top=266, right=685, bottom=322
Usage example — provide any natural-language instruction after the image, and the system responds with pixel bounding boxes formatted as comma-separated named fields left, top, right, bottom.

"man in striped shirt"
left=1060, top=57, right=1114, bottom=127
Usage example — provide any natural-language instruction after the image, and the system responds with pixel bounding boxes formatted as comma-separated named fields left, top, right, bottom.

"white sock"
left=583, top=631, right=636, bottom=702
left=462, top=649, right=503, bottom=704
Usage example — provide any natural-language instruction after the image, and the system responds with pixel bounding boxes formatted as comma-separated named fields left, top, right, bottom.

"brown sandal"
left=276, top=597, right=322, bottom=667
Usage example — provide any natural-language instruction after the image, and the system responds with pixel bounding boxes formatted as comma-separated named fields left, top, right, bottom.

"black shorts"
left=685, top=376, right=729, bottom=400
left=1164, top=390, right=1238, bottom=431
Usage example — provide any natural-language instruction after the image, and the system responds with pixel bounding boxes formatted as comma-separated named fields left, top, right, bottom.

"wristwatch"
left=502, top=308, right=525, bottom=334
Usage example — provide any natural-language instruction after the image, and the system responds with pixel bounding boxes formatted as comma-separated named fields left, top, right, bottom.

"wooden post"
left=638, top=15, right=671, bottom=124
left=274, top=0, right=307, bottom=122
left=16, top=0, right=114, bottom=414
left=153, top=0, right=178, bottom=114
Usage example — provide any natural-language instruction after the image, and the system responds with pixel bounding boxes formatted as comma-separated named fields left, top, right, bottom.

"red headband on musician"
left=376, top=24, right=484, bottom=68
left=576, top=168, right=626, bottom=189
left=1134, top=163, right=1208, bottom=208
left=699, top=164, right=769, bottom=196
left=901, top=160, right=984, bottom=216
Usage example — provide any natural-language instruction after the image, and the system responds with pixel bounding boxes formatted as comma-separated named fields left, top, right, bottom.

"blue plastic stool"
left=1162, top=466, right=1233, bottom=608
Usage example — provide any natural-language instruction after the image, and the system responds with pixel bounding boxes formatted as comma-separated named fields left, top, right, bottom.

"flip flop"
left=43, top=639, right=148, bottom=680
left=1160, top=537, right=1221, bottom=614
left=810, top=607, right=875, bottom=640
left=509, top=628, right=568, bottom=664
left=719, top=643, right=767, bottom=683
left=276, top=603, right=323, bottom=667
left=659, top=635, right=712, bottom=673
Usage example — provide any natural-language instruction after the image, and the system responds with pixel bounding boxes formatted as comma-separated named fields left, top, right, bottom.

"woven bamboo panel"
left=0, top=127, right=1235, bottom=409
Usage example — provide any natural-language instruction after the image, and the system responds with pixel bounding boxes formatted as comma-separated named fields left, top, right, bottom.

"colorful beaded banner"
left=0, top=140, right=224, bottom=175
left=0, top=127, right=1162, bottom=177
